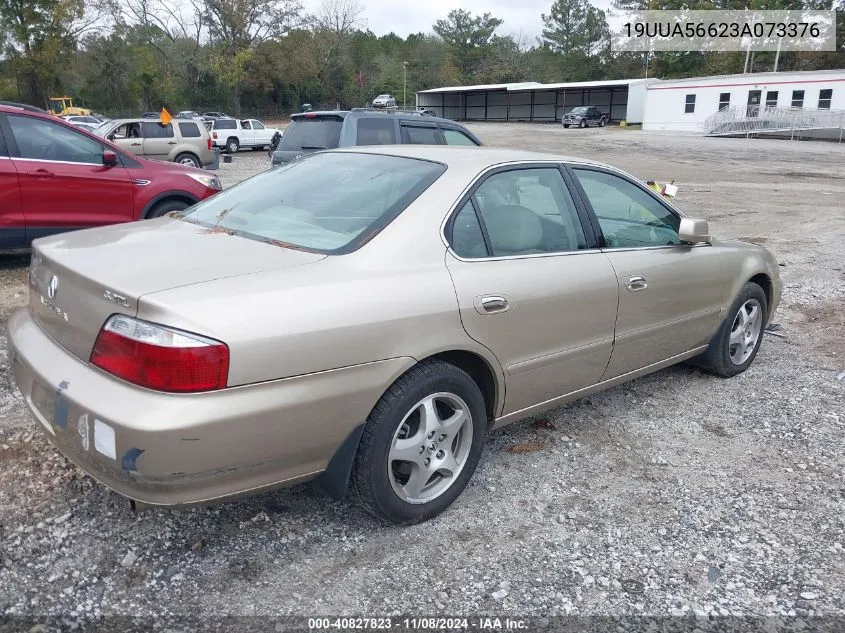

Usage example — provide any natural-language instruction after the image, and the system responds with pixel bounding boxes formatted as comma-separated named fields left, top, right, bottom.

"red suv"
left=0, top=103, right=221, bottom=249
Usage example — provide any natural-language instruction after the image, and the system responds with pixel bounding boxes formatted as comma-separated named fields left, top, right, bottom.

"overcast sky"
left=300, top=0, right=617, bottom=42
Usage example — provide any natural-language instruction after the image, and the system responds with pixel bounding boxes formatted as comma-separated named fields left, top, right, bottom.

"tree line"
left=1, top=0, right=843, bottom=118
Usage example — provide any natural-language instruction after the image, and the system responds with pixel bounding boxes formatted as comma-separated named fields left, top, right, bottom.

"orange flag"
left=160, top=107, right=172, bottom=125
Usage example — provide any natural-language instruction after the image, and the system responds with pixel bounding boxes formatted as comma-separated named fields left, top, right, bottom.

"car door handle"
left=626, top=276, right=648, bottom=292
left=130, top=142, right=142, bottom=146
left=480, top=296, right=509, bottom=313
left=33, top=168, right=54, bottom=178
left=167, top=141, right=177, bottom=145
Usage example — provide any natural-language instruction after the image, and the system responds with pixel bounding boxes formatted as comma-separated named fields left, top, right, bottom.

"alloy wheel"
left=728, top=299, right=762, bottom=365
left=387, top=392, right=474, bottom=505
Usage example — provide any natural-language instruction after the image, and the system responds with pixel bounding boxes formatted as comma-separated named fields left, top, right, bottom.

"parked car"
left=202, top=111, right=229, bottom=122
left=372, top=94, right=397, bottom=108
left=208, top=117, right=281, bottom=153
left=0, top=102, right=220, bottom=249
left=7, top=145, right=781, bottom=524
left=141, top=112, right=160, bottom=119
left=270, top=109, right=481, bottom=166
left=562, top=106, right=610, bottom=128
left=63, top=115, right=103, bottom=127
left=73, top=123, right=97, bottom=133
left=95, top=117, right=217, bottom=169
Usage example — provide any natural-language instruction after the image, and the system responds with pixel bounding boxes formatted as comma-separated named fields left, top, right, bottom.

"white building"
left=641, top=69, right=845, bottom=134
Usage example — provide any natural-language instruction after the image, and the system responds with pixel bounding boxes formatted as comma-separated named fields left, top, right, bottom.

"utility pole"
left=403, top=61, right=409, bottom=109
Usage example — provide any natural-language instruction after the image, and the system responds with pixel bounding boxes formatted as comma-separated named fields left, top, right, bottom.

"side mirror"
left=102, top=150, right=118, bottom=167
left=679, top=218, right=710, bottom=243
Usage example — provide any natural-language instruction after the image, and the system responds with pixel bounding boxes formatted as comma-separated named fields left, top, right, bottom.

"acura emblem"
left=47, top=275, right=59, bottom=300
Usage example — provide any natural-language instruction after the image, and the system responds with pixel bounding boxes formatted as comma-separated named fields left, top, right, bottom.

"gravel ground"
left=1, top=126, right=844, bottom=626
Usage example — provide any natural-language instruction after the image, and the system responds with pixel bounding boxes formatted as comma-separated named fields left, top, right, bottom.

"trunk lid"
left=29, top=218, right=326, bottom=361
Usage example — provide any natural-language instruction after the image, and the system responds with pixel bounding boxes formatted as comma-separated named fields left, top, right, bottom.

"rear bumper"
left=8, top=308, right=413, bottom=506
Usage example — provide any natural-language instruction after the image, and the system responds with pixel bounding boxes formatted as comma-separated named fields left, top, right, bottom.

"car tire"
left=579, top=119, right=587, bottom=128
left=147, top=198, right=191, bottom=219
left=353, top=359, right=487, bottom=525
left=174, top=153, right=201, bottom=168
left=563, top=124, right=570, bottom=128
left=691, top=282, right=768, bottom=378
left=226, top=138, right=239, bottom=153
left=599, top=117, right=607, bottom=127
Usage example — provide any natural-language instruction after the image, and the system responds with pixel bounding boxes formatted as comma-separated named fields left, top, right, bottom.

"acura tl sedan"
left=8, top=146, right=781, bottom=525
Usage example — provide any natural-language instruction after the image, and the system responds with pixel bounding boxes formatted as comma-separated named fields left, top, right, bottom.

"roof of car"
left=331, top=145, right=609, bottom=170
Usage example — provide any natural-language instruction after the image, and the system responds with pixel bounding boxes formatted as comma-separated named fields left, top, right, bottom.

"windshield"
left=570, top=107, right=589, bottom=114
left=93, top=121, right=112, bottom=136
left=181, top=152, right=446, bottom=253
left=278, top=116, right=343, bottom=151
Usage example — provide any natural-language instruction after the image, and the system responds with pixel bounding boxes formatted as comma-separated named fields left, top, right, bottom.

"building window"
left=791, top=90, right=804, bottom=108
left=684, top=94, right=696, bottom=113
left=818, top=89, right=832, bottom=109
left=765, top=91, right=778, bottom=108
left=718, top=93, right=730, bottom=111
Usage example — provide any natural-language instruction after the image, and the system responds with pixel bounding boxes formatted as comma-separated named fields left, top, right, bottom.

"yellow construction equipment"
left=47, top=97, right=92, bottom=117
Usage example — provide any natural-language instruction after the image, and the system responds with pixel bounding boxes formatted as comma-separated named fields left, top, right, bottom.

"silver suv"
left=95, top=118, right=216, bottom=168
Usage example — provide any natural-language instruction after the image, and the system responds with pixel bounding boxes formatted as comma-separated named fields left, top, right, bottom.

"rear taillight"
left=213, top=131, right=218, bottom=139
left=90, top=315, right=229, bottom=393
left=304, top=113, right=317, bottom=118
left=207, top=138, right=212, bottom=150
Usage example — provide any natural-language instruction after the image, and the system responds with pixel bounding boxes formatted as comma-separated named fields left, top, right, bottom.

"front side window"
left=356, top=118, right=397, bottom=145
left=182, top=152, right=445, bottom=253
left=684, top=94, right=696, bottom=113
left=718, top=92, right=730, bottom=110
left=178, top=122, right=201, bottom=138
left=470, top=168, right=587, bottom=257
left=8, top=115, right=105, bottom=164
left=252, top=121, right=265, bottom=130
left=141, top=122, right=174, bottom=138
left=401, top=125, right=441, bottom=145
left=791, top=90, right=804, bottom=108
left=819, top=89, right=832, bottom=109
left=573, top=168, right=681, bottom=248
left=442, top=129, right=478, bottom=146
left=107, top=122, right=141, bottom=140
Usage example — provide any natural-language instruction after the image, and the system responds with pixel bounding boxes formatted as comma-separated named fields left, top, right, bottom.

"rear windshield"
left=181, top=152, right=445, bottom=253
left=279, top=116, right=343, bottom=151
left=214, top=119, right=237, bottom=129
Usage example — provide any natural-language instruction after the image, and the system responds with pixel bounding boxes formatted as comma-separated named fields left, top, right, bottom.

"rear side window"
left=181, top=152, right=445, bottom=253
left=356, top=118, right=397, bottom=145
left=401, top=125, right=441, bottom=145
left=178, top=122, right=201, bottom=138
left=442, top=129, right=478, bottom=146
left=141, top=122, right=174, bottom=138
left=214, top=119, right=237, bottom=130
left=278, top=117, right=343, bottom=151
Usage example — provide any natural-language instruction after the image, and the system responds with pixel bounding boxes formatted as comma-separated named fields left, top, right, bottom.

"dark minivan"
left=270, top=109, right=481, bottom=166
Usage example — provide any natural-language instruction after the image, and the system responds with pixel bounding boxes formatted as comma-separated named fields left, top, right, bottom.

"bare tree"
left=313, top=0, right=364, bottom=80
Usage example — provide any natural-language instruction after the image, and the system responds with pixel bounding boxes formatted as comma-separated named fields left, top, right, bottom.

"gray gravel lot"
left=1, top=126, right=843, bottom=624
